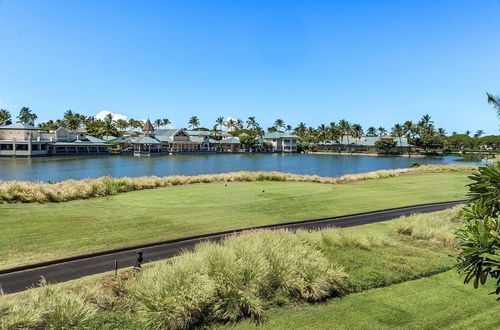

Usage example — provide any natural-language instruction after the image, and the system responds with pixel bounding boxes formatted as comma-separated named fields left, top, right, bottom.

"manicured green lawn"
left=225, top=271, right=499, bottom=330
left=0, top=172, right=469, bottom=268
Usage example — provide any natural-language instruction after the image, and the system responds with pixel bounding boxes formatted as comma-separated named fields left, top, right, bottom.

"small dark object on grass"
left=225, top=184, right=227, bottom=187
left=262, top=190, right=265, bottom=193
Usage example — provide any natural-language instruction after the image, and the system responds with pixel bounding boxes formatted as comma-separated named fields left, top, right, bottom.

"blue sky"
left=0, top=0, right=499, bottom=134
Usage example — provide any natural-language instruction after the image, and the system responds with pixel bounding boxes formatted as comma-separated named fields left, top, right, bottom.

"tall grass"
left=395, top=206, right=463, bottom=247
left=0, top=164, right=474, bottom=203
left=0, top=279, right=98, bottom=329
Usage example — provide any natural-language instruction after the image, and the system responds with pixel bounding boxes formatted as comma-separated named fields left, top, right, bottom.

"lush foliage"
left=374, top=138, right=397, bottom=153
left=455, top=162, right=500, bottom=298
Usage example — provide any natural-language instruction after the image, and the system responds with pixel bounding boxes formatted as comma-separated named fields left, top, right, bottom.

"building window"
left=1, top=144, right=13, bottom=150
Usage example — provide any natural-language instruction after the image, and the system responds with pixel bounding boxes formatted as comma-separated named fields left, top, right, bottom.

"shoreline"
left=309, top=151, right=427, bottom=158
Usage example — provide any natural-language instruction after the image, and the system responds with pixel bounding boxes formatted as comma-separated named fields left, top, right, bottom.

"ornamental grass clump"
left=0, top=280, right=97, bottom=329
left=127, top=229, right=348, bottom=329
left=0, top=164, right=475, bottom=203
left=395, top=206, right=463, bottom=247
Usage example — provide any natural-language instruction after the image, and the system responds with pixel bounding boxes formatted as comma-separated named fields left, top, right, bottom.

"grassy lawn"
left=225, top=271, right=499, bottom=330
left=0, top=171, right=470, bottom=268
left=3, top=207, right=497, bottom=329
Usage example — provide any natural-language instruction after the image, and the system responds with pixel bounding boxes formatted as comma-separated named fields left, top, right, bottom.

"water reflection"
left=0, top=153, right=489, bottom=182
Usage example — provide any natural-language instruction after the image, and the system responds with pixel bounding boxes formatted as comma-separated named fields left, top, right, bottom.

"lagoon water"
left=0, top=153, right=489, bottom=182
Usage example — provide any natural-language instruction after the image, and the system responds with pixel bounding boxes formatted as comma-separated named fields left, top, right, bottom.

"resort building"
left=123, top=120, right=245, bottom=155
left=318, top=135, right=412, bottom=153
left=263, top=132, right=298, bottom=152
left=0, top=123, right=109, bottom=157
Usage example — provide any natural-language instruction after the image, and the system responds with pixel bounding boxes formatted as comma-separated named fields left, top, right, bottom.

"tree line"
left=0, top=107, right=497, bottom=151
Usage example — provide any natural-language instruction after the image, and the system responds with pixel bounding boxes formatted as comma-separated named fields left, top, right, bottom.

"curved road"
left=0, top=200, right=465, bottom=294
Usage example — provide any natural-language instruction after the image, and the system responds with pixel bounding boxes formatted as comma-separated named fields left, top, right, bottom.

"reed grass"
left=0, top=164, right=474, bottom=203
left=395, top=206, right=463, bottom=247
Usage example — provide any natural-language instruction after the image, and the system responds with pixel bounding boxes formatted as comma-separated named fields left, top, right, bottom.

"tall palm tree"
left=294, top=122, right=307, bottom=138
left=216, top=116, right=225, bottom=131
left=246, top=116, right=258, bottom=130
left=285, top=124, right=293, bottom=132
left=367, top=127, right=377, bottom=137
left=154, top=119, right=162, bottom=129
left=273, top=119, right=285, bottom=131
left=339, top=119, right=351, bottom=152
left=236, top=118, right=244, bottom=130
left=437, top=128, right=446, bottom=137
left=487, top=92, right=500, bottom=117
left=351, top=123, right=363, bottom=153
left=377, top=126, right=387, bottom=137
left=225, top=118, right=238, bottom=131
left=162, top=118, right=171, bottom=128
left=391, top=124, right=404, bottom=154
left=317, top=124, right=328, bottom=143
left=188, top=116, right=200, bottom=129
left=473, top=130, right=484, bottom=139
left=116, top=119, right=129, bottom=131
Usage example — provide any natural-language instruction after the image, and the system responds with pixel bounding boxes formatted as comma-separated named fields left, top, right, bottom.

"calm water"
left=0, top=153, right=490, bottom=182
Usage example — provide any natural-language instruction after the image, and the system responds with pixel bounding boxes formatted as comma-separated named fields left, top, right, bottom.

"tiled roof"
left=0, top=122, right=39, bottom=130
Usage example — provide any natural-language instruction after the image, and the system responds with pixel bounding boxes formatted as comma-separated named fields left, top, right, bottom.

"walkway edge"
left=0, top=200, right=467, bottom=275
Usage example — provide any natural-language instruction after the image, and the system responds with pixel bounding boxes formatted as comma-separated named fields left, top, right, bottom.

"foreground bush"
left=0, top=164, right=474, bottom=203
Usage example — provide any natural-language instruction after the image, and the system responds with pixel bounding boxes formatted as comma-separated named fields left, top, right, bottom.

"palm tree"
left=437, top=128, right=446, bottom=137
left=154, top=119, right=162, bottom=129
left=100, top=113, right=117, bottom=137
left=236, top=118, right=244, bottom=130
left=465, top=130, right=471, bottom=136
left=116, top=119, right=129, bottom=131
left=225, top=118, right=238, bottom=131
left=188, top=116, right=200, bottom=129
left=377, top=126, right=387, bottom=137
left=246, top=116, right=258, bottom=130
left=295, top=122, right=307, bottom=138
left=339, top=119, right=351, bottom=152
left=210, top=124, right=222, bottom=141
left=162, top=118, right=171, bottom=128
left=391, top=124, right=404, bottom=154
left=474, top=129, right=484, bottom=139
left=273, top=119, right=285, bottom=132
left=367, top=127, right=377, bottom=137
left=285, top=124, right=293, bottom=132
left=317, top=124, right=328, bottom=143
left=0, top=109, right=11, bottom=125
left=351, top=123, right=363, bottom=153
left=216, top=116, right=225, bottom=131
left=487, top=92, right=500, bottom=117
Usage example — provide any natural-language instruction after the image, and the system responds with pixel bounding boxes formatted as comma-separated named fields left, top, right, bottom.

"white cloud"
left=95, top=110, right=128, bottom=121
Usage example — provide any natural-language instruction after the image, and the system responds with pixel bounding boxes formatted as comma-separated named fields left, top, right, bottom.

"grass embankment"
left=0, top=169, right=471, bottom=269
left=0, top=164, right=474, bottom=203
left=3, top=207, right=496, bottom=329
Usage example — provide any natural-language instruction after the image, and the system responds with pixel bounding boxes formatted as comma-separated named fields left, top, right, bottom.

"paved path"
left=0, top=201, right=465, bottom=294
